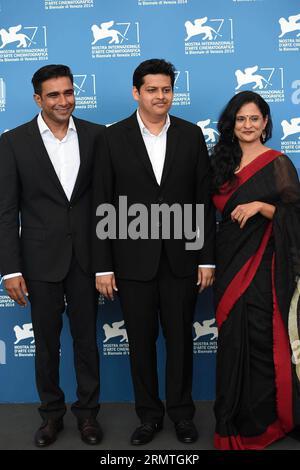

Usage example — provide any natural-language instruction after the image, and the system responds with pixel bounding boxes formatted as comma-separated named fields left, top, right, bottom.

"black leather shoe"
left=131, top=421, right=163, bottom=445
left=78, top=417, right=103, bottom=445
left=34, top=418, right=64, bottom=447
left=175, top=420, right=198, bottom=444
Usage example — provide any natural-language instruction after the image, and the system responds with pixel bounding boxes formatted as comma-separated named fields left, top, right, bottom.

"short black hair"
left=133, top=58, right=176, bottom=91
left=31, top=64, right=73, bottom=95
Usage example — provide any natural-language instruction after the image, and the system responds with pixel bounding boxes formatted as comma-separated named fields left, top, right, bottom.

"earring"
left=261, top=130, right=266, bottom=142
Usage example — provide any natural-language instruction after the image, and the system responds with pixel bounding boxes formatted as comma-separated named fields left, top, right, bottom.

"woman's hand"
left=231, top=202, right=261, bottom=228
left=231, top=201, right=276, bottom=228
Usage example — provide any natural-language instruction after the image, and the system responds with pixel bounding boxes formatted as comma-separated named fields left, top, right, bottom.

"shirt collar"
left=136, top=109, right=170, bottom=137
left=37, top=112, right=77, bottom=137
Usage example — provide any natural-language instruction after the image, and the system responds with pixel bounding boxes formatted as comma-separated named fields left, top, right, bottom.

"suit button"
left=69, top=205, right=73, bottom=210
left=67, top=233, right=72, bottom=238
left=158, top=197, right=164, bottom=203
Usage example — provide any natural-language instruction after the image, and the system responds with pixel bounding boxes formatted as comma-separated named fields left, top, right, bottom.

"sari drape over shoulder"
left=213, top=150, right=300, bottom=450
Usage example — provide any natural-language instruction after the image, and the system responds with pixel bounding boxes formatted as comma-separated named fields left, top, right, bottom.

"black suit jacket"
left=92, top=112, right=215, bottom=281
left=0, top=116, right=105, bottom=281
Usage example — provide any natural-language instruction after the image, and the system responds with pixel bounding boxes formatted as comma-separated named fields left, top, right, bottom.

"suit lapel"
left=69, top=117, right=89, bottom=202
left=125, top=113, right=159, bottom=186
left=160, top=116, right=179, bottom=187
left=27, top=117, right=69, bottom=202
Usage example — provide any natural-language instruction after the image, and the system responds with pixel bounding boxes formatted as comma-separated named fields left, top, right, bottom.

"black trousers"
left=26, top=255, right=100, bottom=421
left=117, top=250, right=198, bottom=424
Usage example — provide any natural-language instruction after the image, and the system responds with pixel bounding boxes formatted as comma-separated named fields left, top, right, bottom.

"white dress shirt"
left=3, top=113, right=80, bottom=281
left=37, top=112, right=80, bottom=201
left=136, top=109, right=170, bottom=185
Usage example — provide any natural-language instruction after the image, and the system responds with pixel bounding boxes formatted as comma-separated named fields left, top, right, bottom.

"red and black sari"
left=212, top=149, right=300, bottom=450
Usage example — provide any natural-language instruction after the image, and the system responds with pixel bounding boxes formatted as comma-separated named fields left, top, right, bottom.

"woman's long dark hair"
left=210, top=91, right=273, bottom=192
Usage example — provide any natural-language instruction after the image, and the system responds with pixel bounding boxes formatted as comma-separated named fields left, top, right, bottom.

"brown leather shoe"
left=78, top=417, right=103, bottom=445
left=34, top=418, right=64, bottom=447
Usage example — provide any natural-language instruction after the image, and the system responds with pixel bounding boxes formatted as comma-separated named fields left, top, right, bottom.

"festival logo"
left=13, top=322, right=35, bottom=358
left=184, top=17, right=234, bottom=55
left=281, top=116, right=300, bottom=156
left=279, top=13, right=300, bottom=37
left=74, top=74, right=97, bottom=110
left=278, top=13, right=300, bottom=52
left=0, top=78, right=5, bottom=112
left=173, top=70, right=191, bottom=106
left=234, top=65, right=285, bottom=103
left=91, top=20, right=141, bottom=59
left=103, top=320, right=128, bottom=343
left=0, top=24, right=48, bottom=63
left=193, top=318, right=218, bottom=355
left=197, top=119, right=219, bottom=150
left=45, top=0, right=94, bottom=9
left=102, top=320, right=129, bottom=357
left=14, top=323, right=35, bottom=345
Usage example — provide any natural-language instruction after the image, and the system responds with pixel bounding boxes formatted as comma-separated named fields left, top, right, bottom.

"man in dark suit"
left=93, top=59, right=215, bottom=445
left=0, top=65, right=103, bottom=447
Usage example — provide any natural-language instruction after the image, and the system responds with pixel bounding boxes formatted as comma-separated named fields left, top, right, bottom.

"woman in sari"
left=210, top=90, right=300, bottom=450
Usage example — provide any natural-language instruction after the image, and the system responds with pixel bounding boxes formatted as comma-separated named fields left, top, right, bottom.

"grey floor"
left=0, top=401, right=299, bottom=450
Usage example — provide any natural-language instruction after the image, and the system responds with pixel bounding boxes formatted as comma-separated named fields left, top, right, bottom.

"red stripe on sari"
left=213, top=150, right=282, bottom=213
left=214, top=256, right=293, bottom=450
left=216, top=222, right=272, bottom=329
left=214, top=420, right=285, bottom=450
left=271, top=255, right=293, bottom=432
